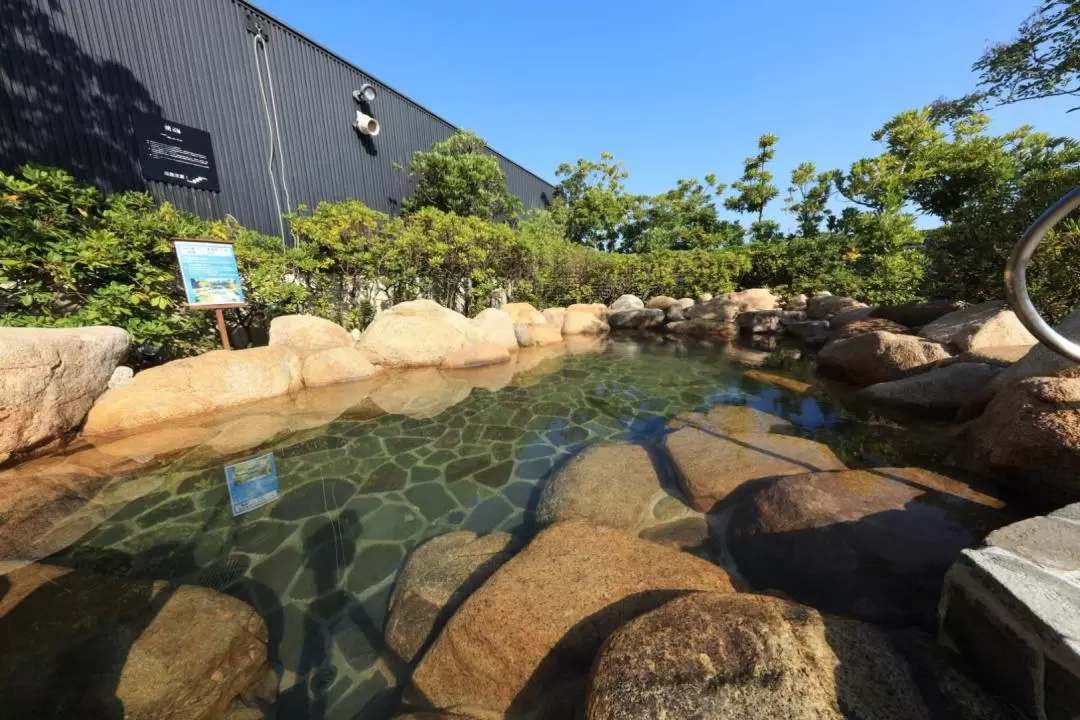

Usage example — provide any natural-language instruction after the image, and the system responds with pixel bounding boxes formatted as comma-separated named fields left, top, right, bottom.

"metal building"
left=0, top=0, right=554, bottom=238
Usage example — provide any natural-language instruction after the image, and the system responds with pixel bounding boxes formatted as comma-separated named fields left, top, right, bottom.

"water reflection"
left=0, top=335, right=992, bottom=717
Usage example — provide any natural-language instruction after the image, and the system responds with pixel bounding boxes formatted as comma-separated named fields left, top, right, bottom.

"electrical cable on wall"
left=252, top=30, right=292, bottom=244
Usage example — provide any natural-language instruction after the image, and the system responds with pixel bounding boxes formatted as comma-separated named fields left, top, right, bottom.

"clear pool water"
left=40, top=336, right=976, bottom=718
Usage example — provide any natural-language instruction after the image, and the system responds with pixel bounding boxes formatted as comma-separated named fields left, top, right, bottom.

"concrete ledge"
left=940, top=503, right=1080, bottom=719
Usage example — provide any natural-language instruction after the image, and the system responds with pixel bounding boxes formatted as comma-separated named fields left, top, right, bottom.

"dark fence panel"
left=0, top=0, right=553, bottom=237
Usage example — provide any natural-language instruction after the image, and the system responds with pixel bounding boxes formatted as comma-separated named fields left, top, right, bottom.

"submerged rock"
left=855, top=362, right=1002, bottom=419
left=667, top=426, right=845, bottom=511
left=536, top=442, right=664, bottom=530
left=1, top=326, right=130, bottom=461
left=385, top=531, right=517, bottom=664
left=919, top=300, right=1036, bottom=352
left=268, top=313, right=353, bottom=358
left=0, top=564, right=269, bottom=719
left=408, top=521, right=735, bottom=717
left=817, top=331, right=952, bottom=386
left=369, top=368, right=472, bottom=419
left=84, top=346, right=303, bottom=436
left=672, top=404, right=791, bottom=435
left=587, top=593, right=944, bottom=720
left=727, top=468, right=1012, bottom=624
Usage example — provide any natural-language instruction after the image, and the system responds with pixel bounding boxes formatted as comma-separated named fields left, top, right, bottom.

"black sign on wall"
left=135, top=115, right=220, bottom=192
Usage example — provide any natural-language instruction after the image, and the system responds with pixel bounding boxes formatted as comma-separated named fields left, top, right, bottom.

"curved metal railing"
left=1005, top=186, right=1080, bottom=363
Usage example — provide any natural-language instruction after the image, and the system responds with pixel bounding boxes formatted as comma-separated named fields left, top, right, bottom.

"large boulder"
left=686, top=297, right=740, bottom=324
left=501, top=302, right=547, bottom=326
left=542, top=307, right=567, bottom=328
left=828, top=305, right=876, bottom=329
left=408, top=521, right=735, bottom=716
left=667, top=425, right=846, bottom=512
left=536, top=443, right=665, bottom=530
left=440, top=343, right=511, bottom=369
left=664, top=304, right=686, bottom=323
left=515, top=323, right=564, bottom=347
left=960, top=306, right=1080, bottom=419
left=727, top=468, right=1012, bottom=624
left=663, top=319, right=736, bottom=337
left=607, top=309, right=665, bottom=330
left=385, top=532, right=517, bottom=664
left=785, top=293, right=808, bottom=311
left=676, top=297, right=695, bottom=309
left=806, top=295, right=867, bottom=320
left=301, top=346, right=382, bottom=387
left=855, top=362, right=1003, bottom=419
left=737, top=309, right=784, bottom=334
left=356, top=299, right=474, bottom=368
left=561, top=311, right=609, bottom=336
left=645, top=296, right=678, bottom=311
left=968, top=376, right=1080, bottom=504
left=267, top=314, right=352, bottom=358
left=83, top=346, right=302, bottom=436
left=566, top=303, right=607, bottom=318
left=830, top=317, right=908, bottom=341
left=0, top=564, right=270, bottom=719
left=725, top=288, right=779, bottom=312
left=786, top=319, right=830, bottom=346
left=0, top=326, right=130, bottom=461
left=919, top=300, right=1036, bottom=352
left=871, top=300, right=965, bottom=328
left=817, top=331, right=952, bottom=386
left=608, top=294, right=645, bottom=313
left=469, top=308, right=519, bottom=352
left=586, top=593, right=962, bottom=720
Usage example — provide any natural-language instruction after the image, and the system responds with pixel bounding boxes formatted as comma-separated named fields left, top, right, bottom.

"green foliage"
left=724, top=134, right=780, bottom=235
left=0, top=165, right=216, bottom=358
left=970, top=0, right=1080, bottom=110
left=784, top=162, right=840, bottom=237
left=399, top=130, right=523, bottom=221
left=552, top=153, right=643, bottom=251
left=622, top=176, right=744, bottom=252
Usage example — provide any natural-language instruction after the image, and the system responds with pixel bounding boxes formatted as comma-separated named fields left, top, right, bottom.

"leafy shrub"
left=0, top=166, right=216, bottom=359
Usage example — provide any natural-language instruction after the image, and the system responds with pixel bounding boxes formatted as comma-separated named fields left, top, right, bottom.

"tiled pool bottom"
left=47, top=337, right=947, bottom=719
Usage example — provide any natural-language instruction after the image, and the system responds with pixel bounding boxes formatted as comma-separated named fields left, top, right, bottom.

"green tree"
left=552, top=153, right=643, bottom=251
left=784, top=162, right=841, bottom=237
left=400, top=129, right=523, bottom=221
left=969, top=0, right=1080, bottom=110
left=622, top=175, right=743, bottom=252
left=724, top=134, right=780, bottom=240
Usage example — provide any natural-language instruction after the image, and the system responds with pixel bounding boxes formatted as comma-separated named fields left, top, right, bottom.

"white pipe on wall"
left=354, top=110, right=380, bottom=137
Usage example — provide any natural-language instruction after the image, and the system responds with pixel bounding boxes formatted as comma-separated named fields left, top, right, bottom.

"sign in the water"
left=173, top=239, right=246, bottom=308
left=225, top=453, right=280, bottom=516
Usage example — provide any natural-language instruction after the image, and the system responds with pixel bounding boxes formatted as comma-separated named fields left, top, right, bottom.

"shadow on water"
left=0, top=0, right=161, bottom=191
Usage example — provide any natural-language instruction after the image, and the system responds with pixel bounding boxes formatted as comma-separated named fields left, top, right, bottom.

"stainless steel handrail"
left=1005, top=186, right=1080, bottom=363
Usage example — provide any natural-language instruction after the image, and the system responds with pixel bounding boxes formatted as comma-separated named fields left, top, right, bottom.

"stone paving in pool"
left=47, top=337, right=952, bottom=719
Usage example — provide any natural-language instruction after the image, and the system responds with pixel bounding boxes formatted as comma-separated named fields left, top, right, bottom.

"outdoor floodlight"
left=353, top=84, right=377, bottom=104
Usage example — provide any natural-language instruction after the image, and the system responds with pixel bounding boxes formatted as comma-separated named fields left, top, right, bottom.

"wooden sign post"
left=172, top=239, right=247, bottom=350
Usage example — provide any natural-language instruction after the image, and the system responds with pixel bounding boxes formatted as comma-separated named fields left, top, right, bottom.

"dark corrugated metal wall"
left=0, top=0, right=554, bottom=237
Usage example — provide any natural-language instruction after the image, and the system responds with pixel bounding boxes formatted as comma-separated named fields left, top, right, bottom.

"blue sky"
left=256, top=0, right=1076, bottom=228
